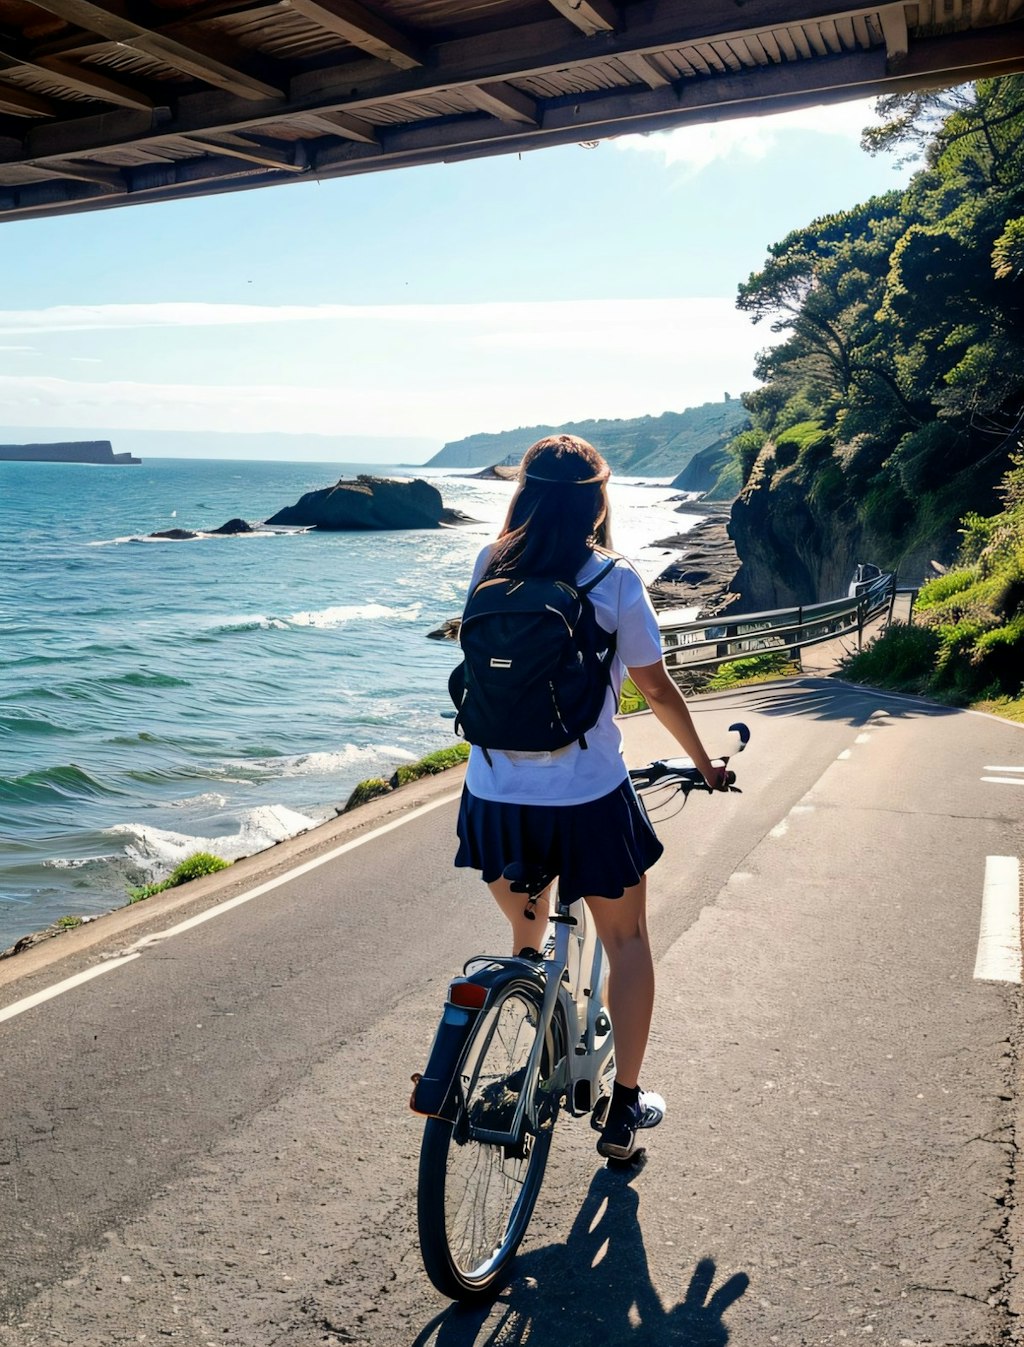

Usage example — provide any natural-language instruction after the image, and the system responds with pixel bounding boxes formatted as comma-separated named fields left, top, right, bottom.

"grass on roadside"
left=128, top=850, right=231, bottom=903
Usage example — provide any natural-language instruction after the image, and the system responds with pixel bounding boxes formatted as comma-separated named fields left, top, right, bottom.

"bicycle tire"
left=417, top=980, right=563, bottom=1301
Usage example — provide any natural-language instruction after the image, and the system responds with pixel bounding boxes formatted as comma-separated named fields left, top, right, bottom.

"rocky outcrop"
left=469, top=463, right=519, bottom=481
left=149, top=519, right=255, bottom=540
left=266, top=475, right=447, bottom=531
left=649, top=504, right=741, bottom=617
left=0, top=440, right=140, bottom=464
left=211, top=518, right=255, bottom=535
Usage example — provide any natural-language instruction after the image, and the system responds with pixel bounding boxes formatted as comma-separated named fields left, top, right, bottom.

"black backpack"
left=448, top=558, right=618, bottom=756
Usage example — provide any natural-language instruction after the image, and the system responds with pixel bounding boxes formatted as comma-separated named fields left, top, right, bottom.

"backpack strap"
left=576, top=556, right=618, bottom=595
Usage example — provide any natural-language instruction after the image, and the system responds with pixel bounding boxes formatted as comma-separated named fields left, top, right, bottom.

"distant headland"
left=0, top=440, right=140, bottom=465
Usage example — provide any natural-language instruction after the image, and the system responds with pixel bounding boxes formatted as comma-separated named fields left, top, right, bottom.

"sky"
left=0, top=99, right=915, bottom=462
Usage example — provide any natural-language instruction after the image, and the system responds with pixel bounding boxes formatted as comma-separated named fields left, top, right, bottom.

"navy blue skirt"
left=454, top=780, right=664, bottom=903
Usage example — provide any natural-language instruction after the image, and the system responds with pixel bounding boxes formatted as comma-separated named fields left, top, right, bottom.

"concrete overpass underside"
left=0, top=0, right=1022, bottom=222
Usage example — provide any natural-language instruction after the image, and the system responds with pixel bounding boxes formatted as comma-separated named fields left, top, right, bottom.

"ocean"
left=0, top=455, right=699, bottom=951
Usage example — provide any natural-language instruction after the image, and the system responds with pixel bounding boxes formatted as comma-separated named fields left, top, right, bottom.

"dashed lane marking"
left=973, top=856, right=1022, bottom=984
left=980, top=765, right=1023, bottom=786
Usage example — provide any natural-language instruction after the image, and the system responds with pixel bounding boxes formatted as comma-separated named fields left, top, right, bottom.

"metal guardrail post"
left=790, top=606, right=803, bottom=669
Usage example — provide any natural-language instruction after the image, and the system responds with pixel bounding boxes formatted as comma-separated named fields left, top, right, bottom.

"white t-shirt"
left=462, top=548, right=664, bottom=806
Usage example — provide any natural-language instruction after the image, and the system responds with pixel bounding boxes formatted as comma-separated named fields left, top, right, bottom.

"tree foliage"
left=729, top=77, right=1024, bottom=563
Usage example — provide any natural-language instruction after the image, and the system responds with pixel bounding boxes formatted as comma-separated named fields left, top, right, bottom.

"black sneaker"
left=595, top=1089, right=665, bottom=1160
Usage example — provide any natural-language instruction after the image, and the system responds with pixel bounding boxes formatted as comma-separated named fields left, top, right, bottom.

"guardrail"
left=659, top=572, right=908, bottom=675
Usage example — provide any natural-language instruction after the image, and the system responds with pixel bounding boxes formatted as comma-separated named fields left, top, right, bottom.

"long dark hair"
left=483, top=435, right=614, bottom=579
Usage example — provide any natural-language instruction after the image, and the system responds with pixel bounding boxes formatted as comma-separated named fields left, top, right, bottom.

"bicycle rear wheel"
left=417, top=981, right=562, bottom=1301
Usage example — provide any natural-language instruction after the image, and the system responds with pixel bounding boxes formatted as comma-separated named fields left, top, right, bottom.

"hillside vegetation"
left=427, top=398, right=749, bottom=476
left=724, top=77, right=1024, bottom=615
left=842, top=452, right=1024, bottom=710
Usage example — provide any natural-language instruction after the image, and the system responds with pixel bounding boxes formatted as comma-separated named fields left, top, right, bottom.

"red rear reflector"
left=449, top=979, right=488, bottom=1009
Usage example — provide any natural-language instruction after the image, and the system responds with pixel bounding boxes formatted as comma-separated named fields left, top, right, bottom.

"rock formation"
left=266, top=475, right=446, bottom=530
left=0, top=440, right=140, bottom=464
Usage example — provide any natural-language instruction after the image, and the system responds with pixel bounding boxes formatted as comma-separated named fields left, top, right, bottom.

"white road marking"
left=0, top=790, right=462, bottom=1024
left=838, top=749, right=852, bottom=760
left=0, top=953, right=143, bottom=1024
left=973, top=856, right=1022, bottom=983
left=984, top=766, right=1024, bottom=773
left=855, top=733, right=872, bottom=744
left=981, top=777, right=1024, bottom=787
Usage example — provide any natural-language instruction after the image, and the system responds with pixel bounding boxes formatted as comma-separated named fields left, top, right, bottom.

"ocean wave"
left=273, top=745, right=417, bottom=776
left=167, top=792, right=230, bottom=810
left=219, top=744, right=415, bottom=780
left=211, top=614, right=291, bottom=634
left=285, top=602, right=422, bottom=628
left=2, top=763, right=125, bottom=806
left=0, top=713, right=70, bottom=738
left=107, top=803, right=320, bottom=877
left=103, top=671, right=192, bottom=689
left=206, top=602, right=422, bottom=635
left=89, top=529, right=283, bottom=547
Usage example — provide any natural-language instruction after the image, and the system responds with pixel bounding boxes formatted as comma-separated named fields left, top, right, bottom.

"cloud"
left=614, top=95, right=882, bottom=174
left=0, top=298, right=775, bottom=439
left=0, top=296, right=766, bottom=337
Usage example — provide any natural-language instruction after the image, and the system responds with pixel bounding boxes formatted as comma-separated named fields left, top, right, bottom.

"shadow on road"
left=714, top=676, right=960, bottom=726
left=413, top=1164, right=750, bottom=1347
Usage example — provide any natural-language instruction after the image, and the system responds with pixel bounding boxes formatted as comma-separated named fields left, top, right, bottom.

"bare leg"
left=583, top=878, right=653, bottom=1089
left=487, top=878, right=552, bottom=956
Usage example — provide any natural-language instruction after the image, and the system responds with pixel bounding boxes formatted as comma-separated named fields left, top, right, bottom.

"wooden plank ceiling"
left=0, top=0, right=1021, bottom=221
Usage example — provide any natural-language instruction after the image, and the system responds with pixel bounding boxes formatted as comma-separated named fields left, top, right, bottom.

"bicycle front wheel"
left=417, top=981, right=562, bottom=1301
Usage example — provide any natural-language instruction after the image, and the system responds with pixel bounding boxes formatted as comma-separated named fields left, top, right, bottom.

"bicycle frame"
left=412, top=887, right=614, bottom=1147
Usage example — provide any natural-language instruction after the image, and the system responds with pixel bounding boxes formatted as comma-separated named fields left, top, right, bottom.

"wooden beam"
left=22, top=0, right=284, bottom=100
left=35, top=156, right=126, bottom=188
left=616, top=49, right=672, bottom=88
left=297, top=109, right=379, bottom=143
left=32, top=55, right=155, bottom=109
left=183, top=130, right=308, bottom=171
left=15, top=5, right=1024, bottom=173
left=461, top=80, right=537, bottom=125
left=0, top=81, right=55, bottom=116
left=878, top=3, right=909, bottom=66
left=286, top=0, right=422, bottom=69
left=545, top=0, right=617, bottom=37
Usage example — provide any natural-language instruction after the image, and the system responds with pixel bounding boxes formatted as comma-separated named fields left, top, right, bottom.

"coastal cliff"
left=0, top=441, right=140, bottom=465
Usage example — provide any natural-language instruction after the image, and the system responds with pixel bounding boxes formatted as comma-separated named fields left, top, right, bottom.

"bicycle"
left=410, top=722, right=749, bottom=1301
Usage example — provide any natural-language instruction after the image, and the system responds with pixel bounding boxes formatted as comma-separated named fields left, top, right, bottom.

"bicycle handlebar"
left=628, top=721, right=749, bottom=795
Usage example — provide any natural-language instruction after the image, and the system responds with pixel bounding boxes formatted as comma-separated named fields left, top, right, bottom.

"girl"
left=454, top=433, right=725, bottom=1160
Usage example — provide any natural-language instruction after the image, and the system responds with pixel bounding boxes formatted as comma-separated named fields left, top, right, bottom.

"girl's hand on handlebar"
left=704, top=763, right=731, bottom=792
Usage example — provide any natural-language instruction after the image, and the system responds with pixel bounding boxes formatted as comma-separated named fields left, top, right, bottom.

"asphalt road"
left=1, top=678, right=1022, bottom=1347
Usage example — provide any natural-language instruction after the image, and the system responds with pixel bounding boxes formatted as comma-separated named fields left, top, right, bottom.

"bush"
left=127, top=850, right=230, bottom=903
left=343, top=777, right=392, bottom=812
left=391, top=743, right=470, bottom=787
left=166, top=852, right=231, bottom=886
left=707, top=652, right=798, bottom=689
left=972, top=615, right=1024, bottom=693
left=915, top=569, right=977, bottom=609
left=840, top=622, right=941, bottom=693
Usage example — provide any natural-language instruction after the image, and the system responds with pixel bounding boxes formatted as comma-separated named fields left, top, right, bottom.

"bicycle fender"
left=410, top=966, right=545, bottom=1121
